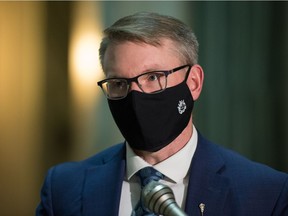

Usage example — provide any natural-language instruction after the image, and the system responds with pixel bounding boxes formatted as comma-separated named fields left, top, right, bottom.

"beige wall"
left=0, top=2, right=106, bottom=215
left=0, top=2, right=45, bottom=215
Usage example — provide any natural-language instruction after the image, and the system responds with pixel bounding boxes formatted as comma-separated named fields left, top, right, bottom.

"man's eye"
left=109, top=80, right=126, bottom=89
left=146, top=72, right=166, bottom=82
left=116, top=81, right=125, bottom=87
left=147, top=74, right=159, bottom=81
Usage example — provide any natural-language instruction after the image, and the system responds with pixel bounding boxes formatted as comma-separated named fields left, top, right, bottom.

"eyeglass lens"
left=102, top=71, right=167, bottom=99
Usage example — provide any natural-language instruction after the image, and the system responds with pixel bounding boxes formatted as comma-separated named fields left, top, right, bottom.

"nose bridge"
left=129, top=80, right=142, bottom=92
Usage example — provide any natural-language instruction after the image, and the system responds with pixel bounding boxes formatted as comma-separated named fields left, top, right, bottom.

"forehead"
left=102, top=39, right=183, bottom=78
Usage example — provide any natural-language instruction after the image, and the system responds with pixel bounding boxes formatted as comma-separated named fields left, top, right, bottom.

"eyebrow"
left=106, top=64, right=167, bottom=79
left=141, top=64, right=166, bottom=73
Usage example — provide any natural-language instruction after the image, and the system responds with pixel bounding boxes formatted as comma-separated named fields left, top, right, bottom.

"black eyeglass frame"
left=97, top=64, right=192, bottom=100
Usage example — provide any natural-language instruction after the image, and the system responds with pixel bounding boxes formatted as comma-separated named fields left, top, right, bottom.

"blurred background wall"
left=0, top=1, right=287, bottom=215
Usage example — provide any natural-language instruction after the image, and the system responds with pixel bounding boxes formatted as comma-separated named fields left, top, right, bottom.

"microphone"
left=142, top=181, right=187, bottom=216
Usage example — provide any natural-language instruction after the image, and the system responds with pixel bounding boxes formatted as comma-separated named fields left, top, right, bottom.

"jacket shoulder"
left=197, top=133, right=288, bottom=214
left=199, top=133, right=288, bottom=210
left=51, top=142, right=125, bottom=177
left=216, top=142, right=287, bottom=181
left=198, top=132, right=287, bottom=180
left=36, top=143, right=126, bottom=215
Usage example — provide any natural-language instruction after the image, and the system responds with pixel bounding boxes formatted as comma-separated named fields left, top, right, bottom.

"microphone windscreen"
left=142, top=181, right=187, bottom=216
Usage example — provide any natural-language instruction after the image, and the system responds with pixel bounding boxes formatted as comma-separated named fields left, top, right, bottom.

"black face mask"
left=108, top=80, right=194, bottom=152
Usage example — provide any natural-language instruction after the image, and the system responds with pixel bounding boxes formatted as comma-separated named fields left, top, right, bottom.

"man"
left=36, top=12, right=288, bottom=216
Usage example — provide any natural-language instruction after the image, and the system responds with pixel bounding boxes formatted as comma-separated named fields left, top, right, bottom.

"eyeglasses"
left=97, top=64, right=192, bottom=100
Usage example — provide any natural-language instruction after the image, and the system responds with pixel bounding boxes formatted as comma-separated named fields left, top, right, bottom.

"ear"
left=186, top=64, right=204, bottom=101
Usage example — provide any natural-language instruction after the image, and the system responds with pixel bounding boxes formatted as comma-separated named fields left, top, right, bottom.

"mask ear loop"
left=184, top=65, right=193, bottom=82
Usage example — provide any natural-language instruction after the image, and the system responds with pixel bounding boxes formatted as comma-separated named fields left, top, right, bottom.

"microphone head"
left=142, top=181, right=182, bottom=215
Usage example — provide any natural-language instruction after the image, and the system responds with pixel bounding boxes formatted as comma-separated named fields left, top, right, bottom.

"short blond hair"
left=99, top=12, right=199, bottom=69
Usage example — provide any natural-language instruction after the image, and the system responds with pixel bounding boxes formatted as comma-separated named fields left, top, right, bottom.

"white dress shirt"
left=119, top=125, right=198, bottom=216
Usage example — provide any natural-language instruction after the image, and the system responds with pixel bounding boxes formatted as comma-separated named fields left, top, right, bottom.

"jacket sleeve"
left=36, top=167, right=55, bottom=216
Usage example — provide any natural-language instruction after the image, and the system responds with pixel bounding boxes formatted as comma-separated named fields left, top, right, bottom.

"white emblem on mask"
left=177, top=100, right=186, bottom=114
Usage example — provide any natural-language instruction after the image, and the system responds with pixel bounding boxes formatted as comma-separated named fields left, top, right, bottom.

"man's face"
left=102, top=39, right=187, bottom=91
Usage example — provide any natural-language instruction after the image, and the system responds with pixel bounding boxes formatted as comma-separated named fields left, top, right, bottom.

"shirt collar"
left=126, top=125, right=198, bottom=183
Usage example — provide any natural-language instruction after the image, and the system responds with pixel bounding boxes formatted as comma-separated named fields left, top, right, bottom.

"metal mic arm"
left=142, top=181, right=187, bottom=216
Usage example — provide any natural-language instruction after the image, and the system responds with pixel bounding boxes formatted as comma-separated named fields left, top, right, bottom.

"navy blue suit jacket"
left=36, top=133, right=288, bottom=215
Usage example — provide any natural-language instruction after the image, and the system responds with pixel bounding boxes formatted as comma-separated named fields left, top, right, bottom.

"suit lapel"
left=185, top=133, right=232, bottom=216
left=80, top=134, right=233, bottom=215
left=82, top=147, right=126, bottom=216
